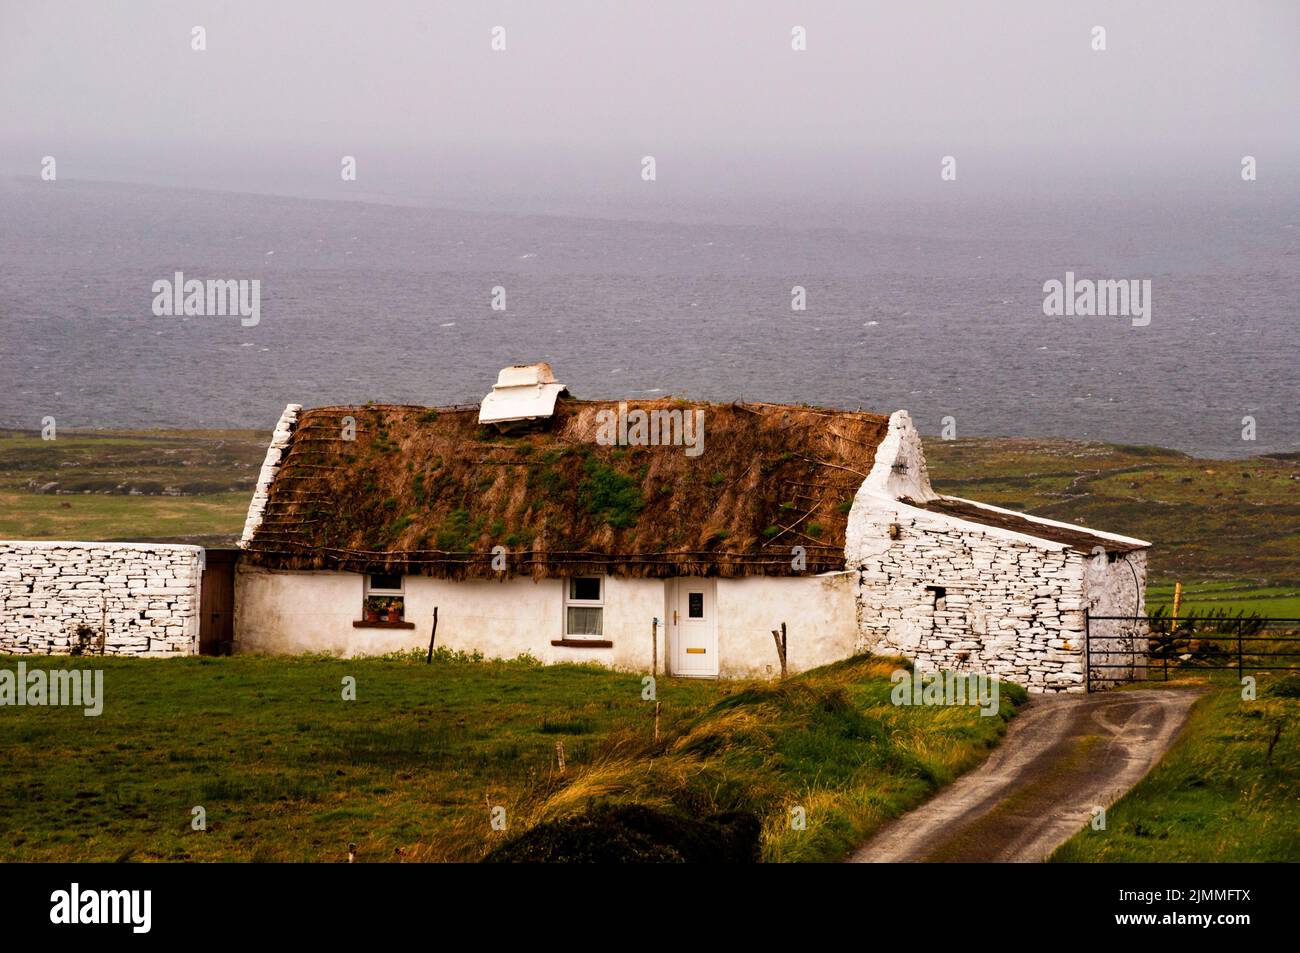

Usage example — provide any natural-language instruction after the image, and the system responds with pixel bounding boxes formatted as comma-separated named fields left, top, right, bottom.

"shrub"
left=482, top=804, right=761, bottom=863
left=1267, top=674, right=1300, bottom=699
left=70, top=624, right=97, bottom=657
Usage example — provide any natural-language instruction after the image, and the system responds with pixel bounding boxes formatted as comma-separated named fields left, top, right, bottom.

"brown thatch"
left=244, top=398, right=889, bottom=579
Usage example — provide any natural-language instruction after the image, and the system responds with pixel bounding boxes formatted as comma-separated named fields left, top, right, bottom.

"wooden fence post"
left=652, top=617, right=658, bottom=678
left=425, top=606, right=439, bottom=664
left=1237, top=616, right=1243, bottom=683
left=770, top=622, right=787, bottom=678
left=1084, top=609, right=1093, bottom=692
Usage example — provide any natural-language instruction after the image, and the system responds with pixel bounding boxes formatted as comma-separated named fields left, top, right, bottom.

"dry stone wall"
left=847, top=499, right=1089, bottom=692
left=0, top=541, right=202, bottom=656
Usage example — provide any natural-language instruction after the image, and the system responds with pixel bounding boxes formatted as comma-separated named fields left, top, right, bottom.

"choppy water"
left=1, top=177, right=1296, bottom=457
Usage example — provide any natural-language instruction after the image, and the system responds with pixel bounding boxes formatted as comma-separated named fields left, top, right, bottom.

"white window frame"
left=563, top=575, right=605, bottom=640
left=364, top=569, right=403, bottom=621
left=366, top=573, right=405, bottom=597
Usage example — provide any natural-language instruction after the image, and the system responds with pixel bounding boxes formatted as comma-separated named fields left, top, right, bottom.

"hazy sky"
left=2, top=1, right=1297, bottom=210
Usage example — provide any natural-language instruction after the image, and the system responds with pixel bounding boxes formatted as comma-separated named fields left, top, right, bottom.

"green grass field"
left=1146, top=580, right=1300, bottom=619
left=0, top=490, right=252, bottom=543
left=0, top=652, right=1023, bottom=863
left=1051, top=673, right=1300, bottom=862
left=0, top=429, right=265, bottom=546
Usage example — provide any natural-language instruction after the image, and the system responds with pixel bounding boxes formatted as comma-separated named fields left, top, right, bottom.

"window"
left=564, top=576, right=604, bottom=638
left=688, top=591, right=704, bottom=618
left=368, top=574, right=403, bottom=595
left=926, top=585, right=947, bottom=611
left=363, top=573, right=405, bottom=623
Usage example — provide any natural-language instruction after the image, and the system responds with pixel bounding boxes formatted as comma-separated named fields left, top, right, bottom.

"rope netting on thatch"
left=243, top=398, right=889, bottom=579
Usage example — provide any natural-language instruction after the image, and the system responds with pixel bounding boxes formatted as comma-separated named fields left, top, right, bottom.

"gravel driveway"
left=848, top=688, right=1204, bottom=863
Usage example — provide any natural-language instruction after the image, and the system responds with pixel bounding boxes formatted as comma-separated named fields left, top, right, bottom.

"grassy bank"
left=514, top=655, right=1025, bottom=862
left=1050, top=674, right=1300, bottom=862
left=0, top=653, right=1022, bottom=862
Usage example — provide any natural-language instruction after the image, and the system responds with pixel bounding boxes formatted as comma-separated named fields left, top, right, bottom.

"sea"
left=2, top=176, right=1296, bottom=458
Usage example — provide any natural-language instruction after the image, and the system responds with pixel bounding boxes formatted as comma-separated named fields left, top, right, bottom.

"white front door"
left=672, top=579, right=718, bottom=677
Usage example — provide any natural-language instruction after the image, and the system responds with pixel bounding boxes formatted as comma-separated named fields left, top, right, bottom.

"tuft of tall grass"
left=498, top=654, right=1024, bottom=862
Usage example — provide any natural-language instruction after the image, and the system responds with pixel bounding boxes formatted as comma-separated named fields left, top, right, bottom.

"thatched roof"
left=243, top=398, right=889, bottom=579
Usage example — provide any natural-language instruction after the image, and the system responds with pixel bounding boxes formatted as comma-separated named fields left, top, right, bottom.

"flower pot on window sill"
left=386, top=608, right=402, bottom=624
left=365, top=609, right=380, bottom=622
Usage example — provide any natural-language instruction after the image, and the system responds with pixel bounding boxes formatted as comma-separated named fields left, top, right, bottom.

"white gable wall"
left=239, top=403, right=301, bottom=548
left=1082, top=548, right=1149, bottom=688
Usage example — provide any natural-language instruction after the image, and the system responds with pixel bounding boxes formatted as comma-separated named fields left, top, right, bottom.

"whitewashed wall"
left=234, top=565, right=854, bottom=677
left=714, top=572, right=857, bottom=677
left=847, top=497, right=1090, bottom=692
left=0, top=541, right=202, bottom=656
left=236, top=567, right=642, bottom=664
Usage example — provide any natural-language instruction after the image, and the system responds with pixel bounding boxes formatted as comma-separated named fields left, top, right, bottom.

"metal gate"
left=1085, top=610, right=1300, bottom=691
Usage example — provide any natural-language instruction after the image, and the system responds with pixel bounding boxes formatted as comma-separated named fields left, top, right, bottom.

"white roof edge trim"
left=943, top=495, right=1153, bottom=548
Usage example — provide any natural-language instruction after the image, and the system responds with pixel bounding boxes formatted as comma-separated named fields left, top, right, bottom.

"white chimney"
left=478, top=362, right=567, bottom=426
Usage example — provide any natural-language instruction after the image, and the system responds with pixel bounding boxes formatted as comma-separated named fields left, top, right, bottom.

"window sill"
left=551, top=638, right=613, bottom=649
left=353, top=620, right=415, bottom=629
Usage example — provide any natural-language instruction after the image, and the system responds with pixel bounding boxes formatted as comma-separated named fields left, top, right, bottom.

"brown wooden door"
left=199, top=549, right=238, bottom=655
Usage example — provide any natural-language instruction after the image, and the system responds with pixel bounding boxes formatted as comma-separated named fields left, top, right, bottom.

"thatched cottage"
left=235, top=364, right=1149, bottom=691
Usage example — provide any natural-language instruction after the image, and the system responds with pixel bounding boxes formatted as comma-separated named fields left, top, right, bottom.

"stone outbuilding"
left=846, top=412, right=1148, bottom=692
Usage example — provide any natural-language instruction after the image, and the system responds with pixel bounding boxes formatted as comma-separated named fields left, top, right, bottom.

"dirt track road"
left=849, top=688, right=1204, bottom=863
